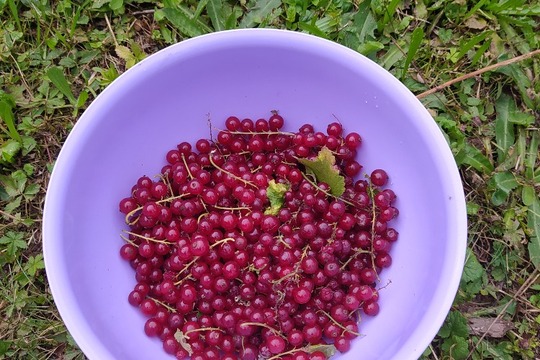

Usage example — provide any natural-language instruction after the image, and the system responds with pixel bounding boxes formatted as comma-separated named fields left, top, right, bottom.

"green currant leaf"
left=265, top=180, right=289, bottom=215
left=298, top=147, right=345, bottom=197
left=441, top=335, right=469, bottom=360
left=438, top=311, right=469, bottom=338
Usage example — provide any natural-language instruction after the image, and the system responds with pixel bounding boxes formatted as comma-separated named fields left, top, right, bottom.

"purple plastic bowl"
left=43, top=29, right=466, bottom=360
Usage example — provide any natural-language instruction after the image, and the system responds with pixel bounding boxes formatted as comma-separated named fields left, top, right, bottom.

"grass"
left=0, top=0, right=539, bottom=359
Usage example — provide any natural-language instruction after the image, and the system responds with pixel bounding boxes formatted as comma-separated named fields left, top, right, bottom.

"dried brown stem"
left=466, top=269, right=540, bottom=359
left=416, top=49, right=540, bottom=99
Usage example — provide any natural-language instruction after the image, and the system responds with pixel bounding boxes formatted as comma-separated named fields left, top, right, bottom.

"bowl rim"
left=43, top=28, right=467, bottom=360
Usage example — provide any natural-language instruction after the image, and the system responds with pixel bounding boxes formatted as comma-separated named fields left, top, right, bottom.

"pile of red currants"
left=118, top=114, right=399, bottom=360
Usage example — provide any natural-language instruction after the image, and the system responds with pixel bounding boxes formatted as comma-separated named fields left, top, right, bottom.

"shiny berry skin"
left=344, top=132, right=362, bottom=149
left=269, top=114, right=284, bottom=130
left=371, top=169, right=389, bottom=186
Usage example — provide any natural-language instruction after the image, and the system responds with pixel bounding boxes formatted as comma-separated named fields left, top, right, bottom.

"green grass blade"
left=528, top=198, right=540, bottom=270
left=449, top=31, right=492, bottom=63
left=381, top=0, right=401, bottom=30
left=380, top=44, right=404, bottom=70
left=525, top=132, right=539, bottom=180
left=494, top=93, right=515, bottom=163
left=496, top=64, right=534, bottom=109
left=238, top=0, right=281, bottom=28
left=471, top=38, right=491, bottom=65
left=0, top=101, right=21, bottom=142
left=500, top=4, right=540, bottom=16
left=465, top=0, right=488, bottom=17
left=402, top=26, right=424, bottom=78
left=161, top=7, right=208, bottom=38
left=7, top=0, right=21, bottom=32
left=487, top=0, right=526, bottom=13
left=46, top=67, right=76, bottom=105
left=207, top=0, right=225, bottom=31
left=354, top=0, right=377, bottom=43
left=298, top=21, right=329, bottom=39
left=193, top=0, right=209, bottom=19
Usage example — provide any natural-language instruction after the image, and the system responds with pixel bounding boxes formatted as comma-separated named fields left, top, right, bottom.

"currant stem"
left=212, top=204, right=251, bottom=211
left=184, top=327, right=225, bottom=338
left=147, top=296, right=176, bottom=313
left=124, top=193, right=190, bottom=224
left=217, top=128, right=295, bottom=137
left=122, top=230, right=174, bottom=245
left=181, top=153, right=193, bottom=179
left=210, top=237, right=235, bottom=248
left=174, top=258, right=199, bottom=284
left=120, top=234, right=139, bottom=247
left=367, top=180, right=380, bottom=281
left=300, top=171, right=355, bottom=207
left=340, top=247, right=371, bottom=270
left=266, top=347, right=305, bottom=360
left=317, top=309, right=361, bottom=336
left=209, top=150, right=258, bottom=189
left=241, top=322, right=286, bottom=339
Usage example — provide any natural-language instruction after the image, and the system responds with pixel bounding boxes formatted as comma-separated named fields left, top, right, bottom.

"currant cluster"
left=118, top=114, right=399, bottom=360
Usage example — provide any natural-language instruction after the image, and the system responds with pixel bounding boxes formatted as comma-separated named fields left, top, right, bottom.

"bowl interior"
left=44, top=29, right=466, bottom=360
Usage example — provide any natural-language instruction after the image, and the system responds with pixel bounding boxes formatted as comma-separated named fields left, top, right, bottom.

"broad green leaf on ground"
left=160, top=7, right=209, bottom=38
left=298, top=21, right=329, bottom=39
left=46, top=67, right=76, bottom=104
left=507, top=112, right=535, bottom=126
left=441, top=335, right=469, bottom=360
left=528, top=198, right=540, bottom=270
left=380, top=44, right=404, bottom=70
left=25, top=254, right=45, bottom=276
left=460, top=247, right=486, bottom=297
left=265, top=180, right=289, bottom=215
left=115, top=45, right=136, bottom=68
left=0, top=139, right=21, bottom=164
left=490, top=172, right=518, bottom=205
left=207, top=0, right=225, bottom=31
left=479, top=341, right=514, bottom=360
left=354, top=0, right=377, bottom=43
left=455, top=143, right=494, bottom=174
left=0, top=171, right=27, bottom=198
left=439, top=311, right=469, bottom=338
left=0, top=340, right=10, bottom=356
left=494, top=93, right=515, bottom=163
left=298, top=147, right=345, bottom=197
left=238, top=0, right=281, bottom=28
left=521, top=186, right=536, bottom=206
left=357, top=41, right=384, bottom=56
left=0, top=231, right=27, bottom=261
left=115, top=43, right=146, bottom=69
left=462, top=248, right=485, bottom=282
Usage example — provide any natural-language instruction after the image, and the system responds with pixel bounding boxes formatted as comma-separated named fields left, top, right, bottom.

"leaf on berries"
left=298, top=147, right=345, bottom=197
left=265, top=180, right=289, bottom=215
left=306, top=343, right=337, bottom=357
left=174, top=329, right=193, bottom=356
